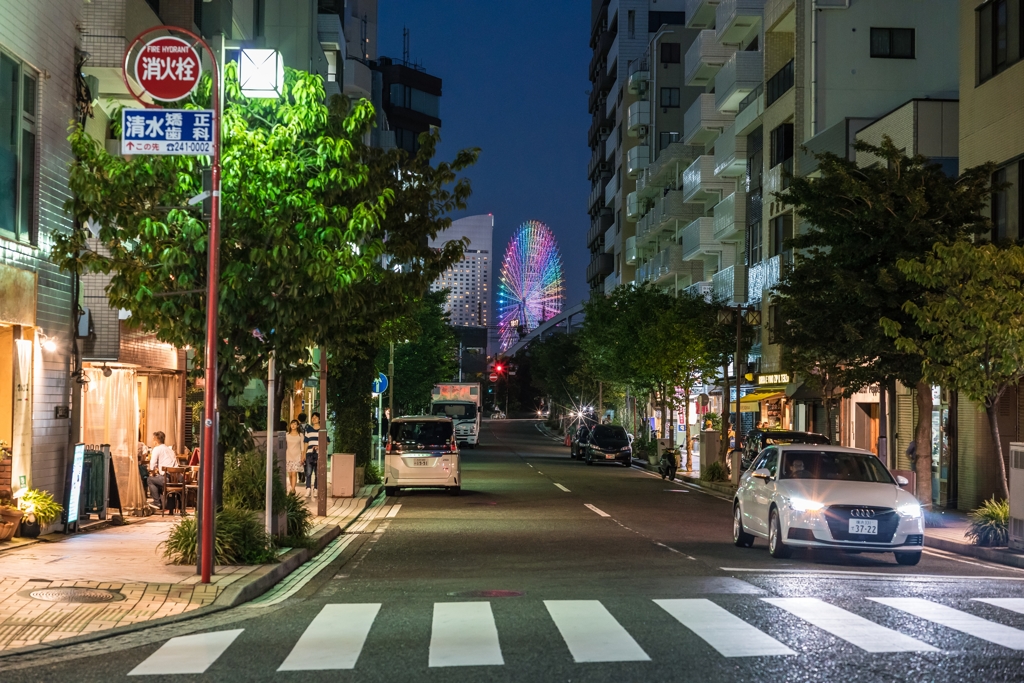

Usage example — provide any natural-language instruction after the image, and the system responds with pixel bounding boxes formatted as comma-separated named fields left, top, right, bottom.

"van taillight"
left=385, top=441, right=393, bottom=454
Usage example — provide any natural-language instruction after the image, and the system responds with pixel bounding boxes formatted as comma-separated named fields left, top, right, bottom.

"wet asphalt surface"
left=4, top=419, right=1024, bottom=682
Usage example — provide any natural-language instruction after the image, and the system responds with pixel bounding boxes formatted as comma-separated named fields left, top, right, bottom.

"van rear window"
left=390, top=421, right=453, bottom=447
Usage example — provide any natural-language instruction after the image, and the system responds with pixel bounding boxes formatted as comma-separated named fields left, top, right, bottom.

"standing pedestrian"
left=304, top=412, right=327, bottom=496
left=285, top=419, right=304, bottom=494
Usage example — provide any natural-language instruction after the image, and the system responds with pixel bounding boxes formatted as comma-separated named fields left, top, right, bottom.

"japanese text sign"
left=121, top=109, right=214, bottom=155
left=134, top=36, right=202, bottom=102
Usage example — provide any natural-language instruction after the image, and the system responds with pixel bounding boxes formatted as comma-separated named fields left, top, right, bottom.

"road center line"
left=584, top=504, right=610, bottom=517
left=554, top=483, right=570, bottom=492
left=654, top=541, right=696, bottom=560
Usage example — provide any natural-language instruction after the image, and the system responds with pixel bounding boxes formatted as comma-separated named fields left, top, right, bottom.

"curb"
left=925, top=534, right=1024, bottom=570
left=0, top=486, right=383, bottom=660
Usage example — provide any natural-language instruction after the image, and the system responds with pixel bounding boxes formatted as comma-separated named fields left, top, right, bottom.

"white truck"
left=431, top=383, right=482, bottom=448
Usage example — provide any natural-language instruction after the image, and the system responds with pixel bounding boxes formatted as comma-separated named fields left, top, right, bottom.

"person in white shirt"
left=147, top=431, right=178, bottom=510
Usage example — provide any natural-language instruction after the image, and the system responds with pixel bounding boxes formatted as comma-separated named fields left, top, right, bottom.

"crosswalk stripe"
left=278, top=603, right=380, bottom=671
left=974, top=597, right=1024, bottom=615
left=128, top=629, right=243, bottom=676
left=544, top=600, right=650, bottom=662
left=763, top=598, right=937, bottom=653
left=871, top=597, right=1024, bottom=650
left=655, top=599, right=795, bottom=657
left=429, top=602, right=504, bottom=667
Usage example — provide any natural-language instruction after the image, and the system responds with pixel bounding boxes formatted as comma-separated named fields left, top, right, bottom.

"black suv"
left=583, top=424, right=632, bottom=467
left=569, top=424, right=592, bottom=459
left=741, top=429, right=830, bottom=470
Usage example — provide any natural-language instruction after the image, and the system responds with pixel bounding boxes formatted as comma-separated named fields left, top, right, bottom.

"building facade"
left=429, top=214, right=494, bottom=329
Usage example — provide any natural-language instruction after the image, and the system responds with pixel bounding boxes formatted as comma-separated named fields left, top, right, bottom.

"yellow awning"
left=739, top=390, right=785, bottom=411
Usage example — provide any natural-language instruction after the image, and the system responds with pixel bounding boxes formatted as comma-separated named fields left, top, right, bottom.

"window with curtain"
left=0, top=50, right=36, bottom=244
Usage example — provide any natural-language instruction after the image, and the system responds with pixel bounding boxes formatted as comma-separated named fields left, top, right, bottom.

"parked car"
left=569, top=424, right=591, bottom=459
left=384, top=416, right=461, bottom=496
left=741, top=429, right=831, bottom=471
left=583, top=424, right=632, bottom=467
left=732, top=445, right=923, bottom=565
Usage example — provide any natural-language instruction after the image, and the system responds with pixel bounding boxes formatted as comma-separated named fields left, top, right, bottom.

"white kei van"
left=383, top=416, right=462, bottom=496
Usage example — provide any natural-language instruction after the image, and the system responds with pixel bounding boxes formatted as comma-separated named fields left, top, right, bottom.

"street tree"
left=883, top=241, right=1024, bottom=499
left=773, top=137, right=993, bottom=501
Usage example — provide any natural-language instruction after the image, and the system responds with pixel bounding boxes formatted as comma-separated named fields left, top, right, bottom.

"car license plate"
left=413, top=458, right=429, bottom=467
left=605, top=453, right=616, bottom=459
left=849, top=519, right=878, bottom=535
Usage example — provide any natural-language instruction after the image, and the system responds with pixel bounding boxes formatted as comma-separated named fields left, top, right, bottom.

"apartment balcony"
left=588, top=146, right=612, bottom=181
left=626, top=101, right=651, bottom=136
left=604, top=172, right=619, bottom=207
left=625, top=236, right=637, bottom=265
left=679, top=217, right=716, bottom=262
left=603, top=271, right=620, bottom=295
left=683, top=93, right=735, bottom=145
left=626, top=191, right=641, bottom=221
left=764, top=159, right=792, bottom=202
left=685, top=0, right=721, bottom=29
left=685, top=31, right=736, bottom=87
left=591, top=29, right=615, bottom=71
left=586, top=253, right=614, bottom=285
left=734, top=87, right=764, bottom=136
left=626, top=145, right=649, bottom=179
left=587, top=209, right=612, bottom=248
left=645, top=142, right=703, bottom=194
left=714, top=50, right=763, bottom=113
left=747, top=254, right=783, bottom=305
left=684, top=280, right=714, bottom=302
left=712, top=264, right=747, bottom=304
left=681, top=156, right=734, bottom=205
left=636, top=168, right=650, bottom=198
left=712, top=190, right=747, bottom=241
left=605, top=130, right=617, bottom=160
left=604, top=223, right=617, bottom=253
left=588, top=110, right=612, bottom=147
left=715, top=0, right=763, bottom=44
left=588, top=182, right=604, bottom=214
left=627, top=58, right=649, bottom=95
left=639, top=190, right=706, bottom=246
left=714, top=123, right=748, bottom=177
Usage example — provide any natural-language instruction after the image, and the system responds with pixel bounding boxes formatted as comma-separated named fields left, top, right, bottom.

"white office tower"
left=429, top=215, right=494, bottom=327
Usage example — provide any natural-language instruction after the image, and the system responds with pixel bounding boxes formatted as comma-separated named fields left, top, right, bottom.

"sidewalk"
left=924, top=510, right=1024, bottom=570
left=0, top=485, right=381, bottom=652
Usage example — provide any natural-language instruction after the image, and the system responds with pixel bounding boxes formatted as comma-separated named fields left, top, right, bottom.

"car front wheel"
left=768, top=508, right=792, bottom=558
left=894, top=551, right=922, bottom=566
left=733, top=504, right=755, bottom=547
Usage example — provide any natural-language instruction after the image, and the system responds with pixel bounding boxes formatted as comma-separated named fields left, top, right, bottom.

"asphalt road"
left=6, top=419, right=1024, bottom=682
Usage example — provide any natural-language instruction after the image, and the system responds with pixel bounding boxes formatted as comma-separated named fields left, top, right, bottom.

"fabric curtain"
left=83, top=368, right=147, bottom=514
left=145, top=374, right=179, bottom=452
left=11, top=338, right=32, bottom=490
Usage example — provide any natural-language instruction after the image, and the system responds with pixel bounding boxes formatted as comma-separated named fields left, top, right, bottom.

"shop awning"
left=739, top=390, right=785, bottom=411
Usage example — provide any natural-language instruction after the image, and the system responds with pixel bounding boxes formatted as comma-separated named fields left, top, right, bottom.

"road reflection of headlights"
left=789, top=498, right=825, bottom=512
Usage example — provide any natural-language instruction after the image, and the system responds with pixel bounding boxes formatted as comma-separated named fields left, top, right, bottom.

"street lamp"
left=239, top=49, right=284, bottom=98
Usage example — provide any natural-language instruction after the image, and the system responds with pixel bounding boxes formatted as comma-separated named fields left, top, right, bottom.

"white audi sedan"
left=733, top=445, right=925, bottom=565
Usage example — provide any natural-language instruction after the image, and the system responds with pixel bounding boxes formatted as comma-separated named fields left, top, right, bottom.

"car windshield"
left=390, top=421, right=453, bottom=447
left=592, top=425, right=628, bottom=441
left=431, top=403, right=477, bottom=419
left=780, top=450, right=895, bottom=484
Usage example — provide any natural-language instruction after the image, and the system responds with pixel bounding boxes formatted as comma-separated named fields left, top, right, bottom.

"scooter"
left=659, top=449, right=678, bottom=481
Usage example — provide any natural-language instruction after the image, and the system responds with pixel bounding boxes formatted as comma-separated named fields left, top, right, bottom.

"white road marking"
left=129, top=629, right=243, bottom=675
left=923, top=547, right=1024, bottom=573
left=544, top=600, right=650, bottom=662
left=385, top=504, right=401, bottom=518
left=554, top=483, right=570, bottom=492
left=721, top=567, right=1024, bottom=581
left=429, top=602, right=504, bottom=667
left=253, top=535, right=359, bottom=606
left=278, top=604, right=380, bottom=670
left=655, top=599, right=794, bottom=657
left=653, top=541, right=697, bottom=560
left=584, top=504, right=610, bottom=517
left=763, top=598, right=937, bottom=652
left=527, top=463, right=533, bottom=467
left=871, top=597, right=1024, bottom=650
left=975, top=598, right=1024, bottom=614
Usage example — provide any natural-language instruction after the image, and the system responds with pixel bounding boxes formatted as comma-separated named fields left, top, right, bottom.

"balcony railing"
left=640, top=190, right=706, bottom=245
left=626, top=101, right=651, bottom=136
left=766, top=59, right=794, bottom=107
left=684, top=0, right=721, bottom=29
left=627, top=55, right=649, bottom=94
left=714, top=123, right=748, bottom=177
left=680, top=217, right=716, bottom=261
left=681, top=155, right=735, bottom=204
left=764, top=159, right=793, bottom=200
left=646, top=142, right=703, bottom=193
left=626, top=191, right=640, bottom=221
left=604, top=223, right=617, bottom=253
left=605, top=171, right=619, bottom=207
left=685, top=30, right=736, bottom=87
left=626, top=145, right=649, bottom=178
left=746, top=254, right=783, bottom=304
left=712, top=264, right=747, bottom=304
left=684, top=280, right=714, bottom=301
left=625, top=235, right=637, bottom=265
left=713, top=190, right=747, bottom=241
left=683, top=93, right=735, bottom=145
left=715, top=0, right=764, bottom=44
left=603, top=271, right=620, bottom=295
left=586, top=253, right=614, bottom=284
left=605, top=131, right=617, bottom=160
left=714, top=50, right=763, bottom=112
left=588, top=182, right=603, bottom=214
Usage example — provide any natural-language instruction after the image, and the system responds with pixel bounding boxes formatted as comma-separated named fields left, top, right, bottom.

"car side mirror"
left=752, top=468, right=771, bottom=481
left=896, top=475, right=909, bottom=487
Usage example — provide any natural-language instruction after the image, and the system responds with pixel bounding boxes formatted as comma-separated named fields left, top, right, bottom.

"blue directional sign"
left=372, top=372, right=389, bottom=395
left=121, top=109, right=214, bottom=155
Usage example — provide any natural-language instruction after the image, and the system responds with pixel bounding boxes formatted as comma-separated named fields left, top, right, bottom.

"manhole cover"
left=28, top=588, right=122, bottom=603
left=447, top=590, right=523, bottom=598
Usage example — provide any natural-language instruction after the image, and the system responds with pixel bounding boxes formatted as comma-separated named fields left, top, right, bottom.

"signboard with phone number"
left=121, top=109, right=214, bottom=155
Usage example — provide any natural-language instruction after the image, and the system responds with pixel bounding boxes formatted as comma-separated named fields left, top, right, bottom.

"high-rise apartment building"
left=429, top=215, right=494, bottom=328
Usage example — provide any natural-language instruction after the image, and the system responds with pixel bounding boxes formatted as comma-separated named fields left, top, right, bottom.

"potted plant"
left=16, top=488, right=63, bottom=538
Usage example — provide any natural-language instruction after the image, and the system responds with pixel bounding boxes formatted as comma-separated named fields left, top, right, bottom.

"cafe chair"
left=163, top=467, right=187, bottom=516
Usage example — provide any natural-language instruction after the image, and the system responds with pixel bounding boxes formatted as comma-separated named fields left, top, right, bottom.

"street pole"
left=388, top=342, right=395, bottom=424
left=265, top=351, right=275, bottom=535
left=318, top=346, right=328, bottom=516
left=735, top=305, right=743, bottom=451
left=377, top=390, right=383, bottom=470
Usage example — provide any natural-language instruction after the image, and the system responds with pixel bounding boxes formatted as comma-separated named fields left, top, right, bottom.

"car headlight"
left=789, top=498, right=825, bottom=512
left=898, top=502, right=922, bottom=517
left=620, top=446, right=631, bottom=451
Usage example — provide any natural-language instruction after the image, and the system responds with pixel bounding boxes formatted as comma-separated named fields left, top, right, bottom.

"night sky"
left=378, top=1, right=593, bottom=308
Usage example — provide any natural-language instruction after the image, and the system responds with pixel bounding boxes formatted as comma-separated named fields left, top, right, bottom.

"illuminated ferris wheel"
left=496, top=220, right=565, bottom=351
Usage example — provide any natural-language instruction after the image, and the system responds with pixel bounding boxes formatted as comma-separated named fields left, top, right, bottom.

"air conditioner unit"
left=599, top=127, right=611, bottom=137
left=636, top=125, right=649, bottom=137
left=598, top=162, right=610, bottom=172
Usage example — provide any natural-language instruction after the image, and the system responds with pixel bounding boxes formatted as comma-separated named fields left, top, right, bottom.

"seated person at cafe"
left=147, top=431, right=178, bottom=510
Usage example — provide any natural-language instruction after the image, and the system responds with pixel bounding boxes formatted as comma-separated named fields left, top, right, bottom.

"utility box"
left=700, top=430, right=722, bottom=465
left=1010, top=443, right=1024, bottom=551
left=331, top=453, right=356, bottom=498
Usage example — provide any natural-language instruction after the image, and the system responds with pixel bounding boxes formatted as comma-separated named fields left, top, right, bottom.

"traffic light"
left=495, top=363, right=504, bottom=373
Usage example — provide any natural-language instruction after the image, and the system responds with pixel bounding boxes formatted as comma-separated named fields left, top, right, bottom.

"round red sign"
left=489, top=373, right=498, bottom=383
left=134, top=36, right=202, bottom=102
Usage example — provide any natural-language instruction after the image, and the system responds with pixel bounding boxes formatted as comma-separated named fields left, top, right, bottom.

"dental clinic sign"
left=134, top=36, right=202, bottom=101
left=121, top=109, right=214, bottom=155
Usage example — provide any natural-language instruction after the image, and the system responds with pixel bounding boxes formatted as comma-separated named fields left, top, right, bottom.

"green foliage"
left=529, top=333, right=598, bottom=415
left=163, top=507, right=277, bottom=565
left=700, top=460, right=729, bottom=483
left=884, top=241, right=1024, bottom=498
left=223, top=448, right=287, bottom=513
left=20, top=489, right=63, bottom=526
left=704, top=412, right=722, bottom=432
left=362, top=461, right=382, bottom=485
left=283, top=491, right=313, bottom=540
left=966, top=497, right=1009, bottom=547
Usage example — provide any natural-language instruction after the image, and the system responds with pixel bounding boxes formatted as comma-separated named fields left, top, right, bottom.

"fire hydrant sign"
left=134, top=36, right=202, bottom=102
left=121, top=109, right=214, bottom=155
